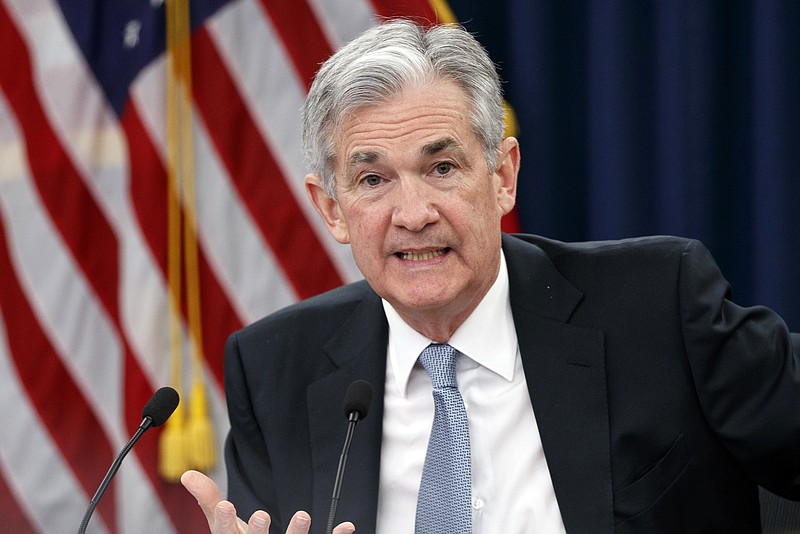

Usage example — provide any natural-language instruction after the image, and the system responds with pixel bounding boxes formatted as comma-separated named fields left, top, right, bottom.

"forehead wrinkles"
left=337, top=99, right=471, bottom=171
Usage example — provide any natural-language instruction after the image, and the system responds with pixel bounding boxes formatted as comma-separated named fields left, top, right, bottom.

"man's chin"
left=384, top=283, right=459, bottom=314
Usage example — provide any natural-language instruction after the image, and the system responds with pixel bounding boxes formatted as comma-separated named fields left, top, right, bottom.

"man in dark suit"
left=181, top=19, right=800, bottom=534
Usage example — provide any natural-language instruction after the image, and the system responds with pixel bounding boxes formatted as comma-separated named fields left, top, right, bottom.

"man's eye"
left=362, top=174, right=382, bottom=186
left=433, top=162, right=454, bottom=176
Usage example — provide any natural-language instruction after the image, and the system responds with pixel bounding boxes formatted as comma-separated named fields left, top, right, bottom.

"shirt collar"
left=382, top=250, right=518, bottom=397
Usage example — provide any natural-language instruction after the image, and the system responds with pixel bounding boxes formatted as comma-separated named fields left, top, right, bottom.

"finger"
left=282, top=512, right=355, bottom=534
left=284, top=511, right=312, bottom=534
left=246, top=510, right=271, bottom=534
left=332, top=521, right=356, bottom=534
left=214, top=500, right=244, bottom=533
left=181, top=470, right=225, bottom=523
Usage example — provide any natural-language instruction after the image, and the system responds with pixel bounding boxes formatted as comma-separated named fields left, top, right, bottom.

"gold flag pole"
left=160, top=0, right=215, bottom=482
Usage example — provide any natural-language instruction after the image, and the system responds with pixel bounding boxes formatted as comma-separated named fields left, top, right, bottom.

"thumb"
left=181, top=469, right=225, bottom=520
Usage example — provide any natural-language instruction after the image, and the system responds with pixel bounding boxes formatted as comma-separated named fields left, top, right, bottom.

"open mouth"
left=395, top=247, right=451, bottom=261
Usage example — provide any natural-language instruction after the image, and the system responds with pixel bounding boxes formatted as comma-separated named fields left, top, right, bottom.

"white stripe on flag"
left=208, top=0, right=362, bottom=284
left=307, top=0, right=378, bottom=49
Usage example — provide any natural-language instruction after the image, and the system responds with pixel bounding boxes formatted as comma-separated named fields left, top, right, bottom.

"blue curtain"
left=448, top=0, right=800, bottom=334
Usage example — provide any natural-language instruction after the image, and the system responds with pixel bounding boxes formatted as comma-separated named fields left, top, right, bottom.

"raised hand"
left=181, top=470, right=356, bottom=534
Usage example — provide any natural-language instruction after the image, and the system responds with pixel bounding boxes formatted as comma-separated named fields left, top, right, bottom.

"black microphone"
left=77, top=386, right=180, bottom=534
left=325, top=380, right=373, bottom=534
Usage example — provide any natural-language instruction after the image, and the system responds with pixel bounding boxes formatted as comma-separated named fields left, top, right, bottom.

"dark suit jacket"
left=223, top=234, right=800, bottom=533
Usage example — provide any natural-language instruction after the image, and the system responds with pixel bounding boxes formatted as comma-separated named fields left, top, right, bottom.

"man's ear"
left=305, top=174, right=350, bottom=244
left=495, top=137, right=520, bottom=216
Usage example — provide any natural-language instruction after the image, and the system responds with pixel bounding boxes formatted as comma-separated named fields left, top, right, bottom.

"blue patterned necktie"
left=415, top=343, right=472, bottom=534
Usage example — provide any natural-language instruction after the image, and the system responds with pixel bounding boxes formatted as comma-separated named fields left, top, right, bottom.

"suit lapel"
left=504, top=235, right=614, bottom=534
left=306, top=288, right=387, bottom=534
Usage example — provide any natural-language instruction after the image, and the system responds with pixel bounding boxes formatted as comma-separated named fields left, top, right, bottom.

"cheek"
left=346, top=199, right=391, bottom=235
left=459, top=191, right=501, bottom=230
left=344, top=208, right=386, bottom=257
left=459, top=200, right=504, bottom=255
left=350, top=212, right=379, bottom=240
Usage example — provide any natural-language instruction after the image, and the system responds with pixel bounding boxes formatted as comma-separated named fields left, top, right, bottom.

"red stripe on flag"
left=198, top=248, right=243, bottom=382
left=125, top=104, right=170, bottom=277
left=192, top=27, right=345, bottom=299
left=0, top=465, right=38, bottom=533
left=256, top=0, right=334, bottom=90
left=0, top=219, right=118, bottom=531
left=501, top=210, right=521, bottom=233
left=369, top=0, right=439, bottom=23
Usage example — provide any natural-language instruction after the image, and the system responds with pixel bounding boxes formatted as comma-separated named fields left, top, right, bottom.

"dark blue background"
left=449, top=0, right=799, bottom=332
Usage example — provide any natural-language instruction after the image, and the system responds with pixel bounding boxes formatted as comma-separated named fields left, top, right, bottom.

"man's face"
left=307, top=81, right=518, bottom=333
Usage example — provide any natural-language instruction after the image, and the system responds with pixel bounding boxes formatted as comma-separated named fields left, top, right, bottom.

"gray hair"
left=301, top=19, right=505, bottom=198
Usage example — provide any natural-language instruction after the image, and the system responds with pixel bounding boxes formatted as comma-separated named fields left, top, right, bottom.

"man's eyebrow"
left=346, top=150, right=381, bottom=170
left=421, top=137, right=464, bottom=157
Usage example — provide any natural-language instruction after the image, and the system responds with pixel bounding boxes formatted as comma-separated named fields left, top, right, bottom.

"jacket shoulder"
left=233, top=279, right=377, bottom=347
left=508, top=233, right=696, bottom=260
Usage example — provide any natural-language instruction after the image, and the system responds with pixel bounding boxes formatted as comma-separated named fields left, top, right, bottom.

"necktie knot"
left=418, top=343, right=459, bottom=389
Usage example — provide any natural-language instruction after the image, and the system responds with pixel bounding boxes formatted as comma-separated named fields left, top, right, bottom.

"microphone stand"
left=324, top=411, right=359, bottom=534
left=77, top=417, right=152, bottom=534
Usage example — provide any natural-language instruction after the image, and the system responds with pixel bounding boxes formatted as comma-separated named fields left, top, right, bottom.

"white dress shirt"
left=376, top=252, right=567, bottom=534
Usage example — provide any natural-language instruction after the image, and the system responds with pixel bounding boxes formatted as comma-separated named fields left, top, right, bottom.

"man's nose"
left=390, top=180, right=440, bottom=231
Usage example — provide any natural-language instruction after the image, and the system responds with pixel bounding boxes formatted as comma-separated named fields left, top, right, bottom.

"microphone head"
left=142, top=386, right=180, bottom=427
left=343, top=380, right=373, bottom=421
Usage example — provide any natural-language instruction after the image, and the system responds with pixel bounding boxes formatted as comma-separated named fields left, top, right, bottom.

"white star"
left=123, top=19, right=142, bottom=49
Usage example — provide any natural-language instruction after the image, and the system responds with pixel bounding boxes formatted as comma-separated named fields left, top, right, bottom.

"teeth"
left=398, top=249, right=445, bottom=261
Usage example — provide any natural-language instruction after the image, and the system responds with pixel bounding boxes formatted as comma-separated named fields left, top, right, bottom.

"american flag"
left=1, top=0, right=520, bottom=532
